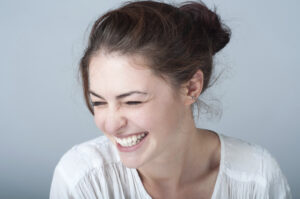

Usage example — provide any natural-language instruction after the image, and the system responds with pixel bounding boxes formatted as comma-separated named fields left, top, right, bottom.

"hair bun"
left=180, top=2, right=231, bottom=55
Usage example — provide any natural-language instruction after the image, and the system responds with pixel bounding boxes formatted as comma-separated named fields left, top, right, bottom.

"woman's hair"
left=79, top=0, right=231, bottom=116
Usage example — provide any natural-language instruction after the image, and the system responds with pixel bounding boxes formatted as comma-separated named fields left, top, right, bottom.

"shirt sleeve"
left=49, top=165, right=72, bottom=199
left=49, top=144, right=107, bottom=199
left=263, top=149, right=292, bottom=199
left=50, top=162, right=106, bottom=199
left=49, top=147, right=84, bottom=199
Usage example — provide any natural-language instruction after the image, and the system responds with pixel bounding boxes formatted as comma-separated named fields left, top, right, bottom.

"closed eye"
left=126, top=101, right=142, bottom=105
left=91, top=101, right=142, bottom=106
left=91, top=101, right=106, bottom=106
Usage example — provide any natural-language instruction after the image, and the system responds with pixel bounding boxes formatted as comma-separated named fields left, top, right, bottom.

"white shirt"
left=50, top=133, right=292, bottom=199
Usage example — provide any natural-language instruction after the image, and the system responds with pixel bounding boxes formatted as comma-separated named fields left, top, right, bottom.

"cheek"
left=126, top=107, right=152, bottom=130
left=152, top=100, right=183, bottom=133
left=131, top=101, right=180, bottom=133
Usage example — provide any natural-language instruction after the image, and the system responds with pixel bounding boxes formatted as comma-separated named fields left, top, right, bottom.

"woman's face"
left=89, top=52, right=188, bottom=168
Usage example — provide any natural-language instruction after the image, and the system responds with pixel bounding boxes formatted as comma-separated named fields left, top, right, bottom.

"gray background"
left=1, top=0, right=299, bottom=198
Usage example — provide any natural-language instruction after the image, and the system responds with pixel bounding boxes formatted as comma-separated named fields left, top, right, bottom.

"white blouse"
left=50, top=133, right=292, bottom=199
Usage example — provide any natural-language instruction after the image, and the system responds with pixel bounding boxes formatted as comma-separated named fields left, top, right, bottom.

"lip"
left=116, top=132, right=148, bottom=152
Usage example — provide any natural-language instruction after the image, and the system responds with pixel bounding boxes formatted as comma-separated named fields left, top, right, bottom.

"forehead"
left=89, top=51, right=150, bottom=74
left=88, top=52, right=171, bottom=95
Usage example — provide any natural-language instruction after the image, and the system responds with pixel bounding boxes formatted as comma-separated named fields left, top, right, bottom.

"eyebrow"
left=89, top=90, right=148, bottom=100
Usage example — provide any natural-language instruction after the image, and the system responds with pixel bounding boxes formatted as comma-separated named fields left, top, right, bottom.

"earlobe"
left=183, top=69, right=204, bottom=105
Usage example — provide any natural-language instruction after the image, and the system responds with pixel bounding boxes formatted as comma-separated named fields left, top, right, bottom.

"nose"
left=103, top=108, right=127, bottom=135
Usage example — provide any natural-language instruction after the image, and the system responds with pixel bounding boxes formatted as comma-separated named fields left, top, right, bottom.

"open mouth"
left=115, top=132, right=148, bottom=147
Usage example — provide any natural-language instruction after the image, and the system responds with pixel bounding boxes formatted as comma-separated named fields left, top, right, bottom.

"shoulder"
left=220, top=134, right=280, bottom=177
left=50, top=136, right=146, bottom=198
left=57, top=135, right=120, bottom=178
left=219, top=134, right=292, bottom=198
left=220, top=135, right=289, bottom=189
left=50, top=136, right=122, bottom=194
left=220, top=134, right=265, bottom=172
left=62, top=135, right=119, bottom=164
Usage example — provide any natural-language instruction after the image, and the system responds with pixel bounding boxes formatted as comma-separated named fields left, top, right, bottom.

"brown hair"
left=79, top=0, right=231, bottom=115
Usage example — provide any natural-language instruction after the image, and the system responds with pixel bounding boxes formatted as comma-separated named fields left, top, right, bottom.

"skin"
left=88, top=51, right=221, bottom=199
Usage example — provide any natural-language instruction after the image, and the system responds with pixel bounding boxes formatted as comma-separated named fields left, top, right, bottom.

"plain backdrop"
left=1, top=0, right=299, bottom=198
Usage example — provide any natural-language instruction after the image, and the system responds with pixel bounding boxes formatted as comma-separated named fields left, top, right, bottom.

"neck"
left=137, top=122, right=212, bottom=191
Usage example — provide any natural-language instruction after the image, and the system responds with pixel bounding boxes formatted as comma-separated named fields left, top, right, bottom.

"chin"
left=120, top=157, right=144, bottom=169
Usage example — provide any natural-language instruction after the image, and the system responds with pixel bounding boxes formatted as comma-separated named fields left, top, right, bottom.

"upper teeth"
left=115, top=132, right=147, bottom=147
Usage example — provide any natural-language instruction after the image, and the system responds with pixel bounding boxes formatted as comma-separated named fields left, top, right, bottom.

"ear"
left=181, top=69, right=204, bottom=106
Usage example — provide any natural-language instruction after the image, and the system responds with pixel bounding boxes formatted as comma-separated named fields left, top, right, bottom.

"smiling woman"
left=50, top=1, right=292, bottom=199
left=88, top=52, right=194, bottom=170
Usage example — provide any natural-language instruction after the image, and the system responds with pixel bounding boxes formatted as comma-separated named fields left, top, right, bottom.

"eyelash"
left=91, top=101, right=142, bottom=107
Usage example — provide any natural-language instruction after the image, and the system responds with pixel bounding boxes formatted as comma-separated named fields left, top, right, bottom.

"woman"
left=50, top=1, right=292, bottom=198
